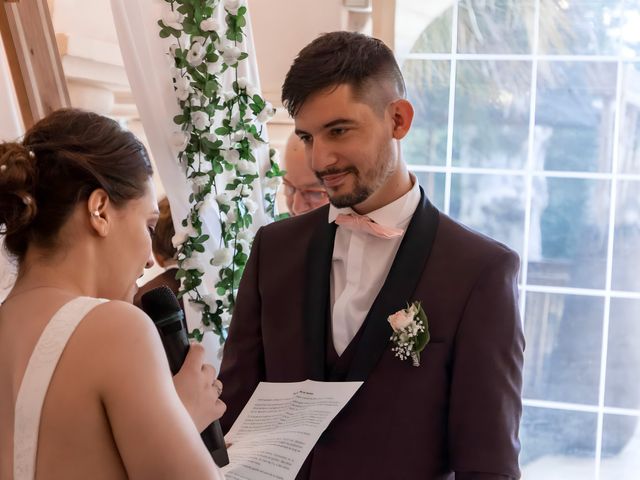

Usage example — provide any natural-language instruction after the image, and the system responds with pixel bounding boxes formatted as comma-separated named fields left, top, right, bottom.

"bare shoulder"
left=69, top=300, right=168, bottom=384
left=80, top=299, right=158, bottom=342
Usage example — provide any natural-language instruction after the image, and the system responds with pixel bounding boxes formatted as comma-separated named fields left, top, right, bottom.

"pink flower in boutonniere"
left=388, top=301, right=430, bottom=367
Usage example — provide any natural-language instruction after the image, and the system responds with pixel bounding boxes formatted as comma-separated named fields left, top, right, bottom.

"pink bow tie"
left=334, top=213, right=404, bottom=239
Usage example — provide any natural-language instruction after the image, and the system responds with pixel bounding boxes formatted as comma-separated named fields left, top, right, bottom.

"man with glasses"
left=282, top=132, right=329, bottom=216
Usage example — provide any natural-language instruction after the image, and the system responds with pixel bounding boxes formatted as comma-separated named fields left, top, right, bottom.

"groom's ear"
left=87, top=189, right=111, bottom=238
left=389, top=98, right=414, bottom=140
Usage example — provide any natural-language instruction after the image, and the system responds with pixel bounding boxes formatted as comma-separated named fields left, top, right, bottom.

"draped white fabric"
left=110, top=0, right=270, bottom=366
left=0, top=34, right=23, bottom=301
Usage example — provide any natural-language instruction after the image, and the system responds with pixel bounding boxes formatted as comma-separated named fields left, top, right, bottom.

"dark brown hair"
left=152, top=197, right=177, bottom=262
left=0, top=108, right=153, bottom=262
left=281, top=31, right=406, bottom=117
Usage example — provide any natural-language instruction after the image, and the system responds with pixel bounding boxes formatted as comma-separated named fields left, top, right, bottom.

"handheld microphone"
left=140, top=285, right=229, bottom=467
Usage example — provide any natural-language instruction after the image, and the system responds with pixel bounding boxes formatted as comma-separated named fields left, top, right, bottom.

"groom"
left=219, top=31, right=524, bottom=479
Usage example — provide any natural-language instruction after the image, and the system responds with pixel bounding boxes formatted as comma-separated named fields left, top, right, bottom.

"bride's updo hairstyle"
left=0, top=108, right=153, bottom=262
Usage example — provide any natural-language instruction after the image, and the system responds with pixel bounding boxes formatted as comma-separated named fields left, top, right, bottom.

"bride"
left=0, top=109, right=225, bottom=479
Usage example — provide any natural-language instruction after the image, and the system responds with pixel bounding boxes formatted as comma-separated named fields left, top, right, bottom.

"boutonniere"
left=388, top=301, right=430, bottom=367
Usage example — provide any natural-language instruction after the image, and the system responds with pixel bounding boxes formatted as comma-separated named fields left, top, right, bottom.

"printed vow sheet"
left=221, top=380, right=363, bottom=480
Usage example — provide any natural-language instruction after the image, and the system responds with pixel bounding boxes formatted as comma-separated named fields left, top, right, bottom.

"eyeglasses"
left=283, top=183, right=328, bottom=203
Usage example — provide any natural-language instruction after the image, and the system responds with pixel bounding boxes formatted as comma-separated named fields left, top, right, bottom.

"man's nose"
left=309, top=138, right=336, bottom=172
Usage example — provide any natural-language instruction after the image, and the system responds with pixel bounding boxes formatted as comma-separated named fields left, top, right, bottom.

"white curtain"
left=0, top=34, right=24, bottom=301
left=110, top=0, right=269, bottom=367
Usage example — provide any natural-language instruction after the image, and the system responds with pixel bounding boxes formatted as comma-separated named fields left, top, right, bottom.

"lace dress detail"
left=13, top=297, right=107, bottom=480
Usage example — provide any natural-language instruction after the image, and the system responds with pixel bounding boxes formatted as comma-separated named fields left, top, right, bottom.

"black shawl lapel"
left=345, top=188, right=440, bottom=381
left=303, top=209, right=337, bottom=381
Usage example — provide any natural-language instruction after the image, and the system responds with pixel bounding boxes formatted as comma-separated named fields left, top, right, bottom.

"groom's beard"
left=318, top=151, right=395, bottom=209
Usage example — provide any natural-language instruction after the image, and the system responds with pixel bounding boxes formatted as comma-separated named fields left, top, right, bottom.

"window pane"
left=406, top=5, right=452, bottom=54
left=453, top=60, right=531, bottom=169
left=521, top=406, right=597, bottom=478
left=457, top=0, right=535, bottom=54
left=449, top=173, right=526, bottom=257
left=538, top=0, right=624, bottom=56
left=621, top=3, right=640, bottom=57
left=605, top=298, right=640, bottom=409
left=612, top=180, right=640, bottom=292
left=618, top=63, right=640, bottom=174
left=600, top=414, right=640, bottom=479
left=403, top=60, right=450, bottom=166
left=413, top=171, right=445, bottom=211
left=523, top=292, right=604, bottom=405
left=535, top=61, right=617, bottom=173
left=528, top=178, right=611, bottom=290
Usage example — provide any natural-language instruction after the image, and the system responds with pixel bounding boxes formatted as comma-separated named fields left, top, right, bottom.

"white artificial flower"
left=257, top=103, right=275, bottom=123
left=191, top=111, right=210, bottom=131
left=202, top=293, right=218, bottom=310
left=236, top=159, right=257, bottom=176
left=246, top=85, right=260, bottom=98
left=222, top=90, right=236, bottom=103
left=192, top=174, right=210, bottom=187
left=200, top=96, right=211, bottom=109
left=223, top=0, right=246, bottom=15
left=211, top=247, right=233, bottom=267
left=231, top=130, right=244, bottom=142
left=162, top=10, right=184, bottom=30
left=199, top=192, right=219, bottom=215
left=175, top=74, right=191, bottom=90
left=263, top=175, right=281, bottom=192
left=176, top=87, right=191, bottom=102
left=200, top=18, right=220, bottom=32
left=237, top=76, right=249, bottom=89
left=236, top=229, right=253, bottom=243
left=246, top=132, right=262, bottom=148
left=190, top=96, right=202, bottom=107
left=216, top=191, right=233, bottom=206
left=168, top=43, right=180, bottom=56
left=203, top=132, right=218, bottom=144
left=243, top=197, right=258, bottom=214
left=187, top=42, right=206, bottom=67
left=170, top=66, right=181, bottom=80
left=224, top=148, right=240, bottom=164
left=207, top=57, right=224, bottom=75
left=222, top=44, right=242, bottom=66
left=171, top=131, right=189, bottom=152
left=182, top=253, right=207, bottom=273
left=231, top=183, right=247, bottom=198
left=225, top=207, right=238, bottom=224
left=175, top=75, right=193, bottom=101
left=192, top=36, right=207, bottom=46
left=171, top=232, right=189, bottom=248
left=237, top=238, right=251, bottom=256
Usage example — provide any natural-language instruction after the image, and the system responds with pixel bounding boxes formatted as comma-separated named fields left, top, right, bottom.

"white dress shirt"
left=328, top=176, right=421, bottom=355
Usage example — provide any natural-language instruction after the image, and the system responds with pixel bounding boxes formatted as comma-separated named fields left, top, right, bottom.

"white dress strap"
left=13, top=297, right=108, bottom=480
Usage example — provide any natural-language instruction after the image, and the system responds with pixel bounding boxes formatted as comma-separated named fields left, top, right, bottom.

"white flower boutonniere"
left=388, top=301, right=430, bottom=367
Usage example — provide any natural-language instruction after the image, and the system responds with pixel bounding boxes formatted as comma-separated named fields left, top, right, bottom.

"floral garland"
left=158, top=0, right=283, bottom=343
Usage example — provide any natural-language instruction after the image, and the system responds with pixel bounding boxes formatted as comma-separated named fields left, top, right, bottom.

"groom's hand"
left=173, top=343, right=227, bottom=432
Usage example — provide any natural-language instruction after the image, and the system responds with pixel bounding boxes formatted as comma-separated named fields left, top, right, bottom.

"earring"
left=91, top=210, right=100, bottom=218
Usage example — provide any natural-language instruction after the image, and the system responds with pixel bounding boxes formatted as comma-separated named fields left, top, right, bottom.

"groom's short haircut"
left=282, top=31, right=406, bottom=117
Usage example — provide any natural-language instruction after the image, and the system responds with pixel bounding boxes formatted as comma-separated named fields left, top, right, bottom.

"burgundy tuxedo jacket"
left=219, top=189, right=524, bottom=479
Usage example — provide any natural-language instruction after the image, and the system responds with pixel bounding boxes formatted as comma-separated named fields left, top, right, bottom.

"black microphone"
left=140, top=285, right=229, bottom=467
